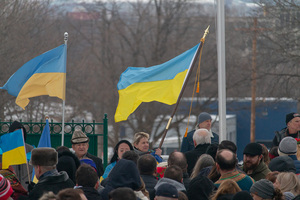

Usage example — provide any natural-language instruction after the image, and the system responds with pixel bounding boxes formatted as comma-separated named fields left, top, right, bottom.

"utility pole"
left=236, top=18, right=268, bottom=142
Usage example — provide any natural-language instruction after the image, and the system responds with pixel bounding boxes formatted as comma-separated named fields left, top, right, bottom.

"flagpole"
left=61, top=32, right=68, bottom=146
left=158, top=27, right=210, bottom=149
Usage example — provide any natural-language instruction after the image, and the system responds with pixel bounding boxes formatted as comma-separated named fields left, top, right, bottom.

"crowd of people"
left=1, top=111, right=300, bottom=200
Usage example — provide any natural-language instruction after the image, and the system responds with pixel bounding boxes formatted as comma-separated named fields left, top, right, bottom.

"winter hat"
left=278, top=136, right=297, bottom=155
left=9, top=121, right=27, bottom=141
left=156, top=183, right=178, bottom=198
left=198, top=112, right=212, bottom=124
left=30, top=147, right=58, bottom=166
left=250, top=179, right=274, bottom=199
left=243, top=143, right=262, bottom=156
left=286, top=113, right=300, bottom=124
left=232, top=191, right=253, bottom=200
left=71, top=130, right=89, bottom=144
left=268, top=156, right=296, bottom=173
left=0, top=174, right=13, bottom=200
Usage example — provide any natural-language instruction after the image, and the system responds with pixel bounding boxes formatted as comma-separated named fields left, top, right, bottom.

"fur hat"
left=71, top=130, right=89, bottom=144
left=198, top=112, right=212, bottom=124
left=243, top=143, right=262, bottom=156
left=278, top=136, right=297, bottom=155
left=30, top=147, right=58, bottom=166
left=286, top=112, right=300, bottom=124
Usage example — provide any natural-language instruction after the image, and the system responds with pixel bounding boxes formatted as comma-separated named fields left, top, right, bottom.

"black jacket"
left=57, top=151, right=81, bottom=184
left=81, top=186, right=102, bottom=200
left=28, top=171, right=74, bottom=200
left=140, top=174, right=157, bottom=200
left=185, top=143, right=210, bottom=175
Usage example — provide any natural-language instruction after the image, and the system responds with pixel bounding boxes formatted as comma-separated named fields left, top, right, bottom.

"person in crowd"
left=273, top=112, right=300, bottom=146
left=100, top=159, right=142, bottom=200
left=9, top=121, right=34, bottom=188
left=268, top=156, right=296, bottom=173
left=138, top=154, right=158, bottom=200
left=0, top=174, right=14, bottom=200
left=155, top=165, right=186, bottom=193
left=274, top=172, right=300, bottom=197
left=103, top=140, right=133, bottom=179
left=27, top=147, right=74, bottom=200
left=265, top=171, right=280, bottom=183
left=181, top=112, right=219, bottom=153
left=133, top=132, right=163, bottom=163
left=57, top=188, right=88, bottom=200
left=187, top=174, right=215, bottom=200
left=243, top=142, right=270, bottom=181
left=232, top=191, right=253, bottom=200
left=261, top=144, right=271, bottom=166
left=215, top=149, right=254, bottom=192
left=121, top=150, right=139, bottom=165
left=75, top=164, right=102, bottom=200
left=56, top=146, right=81, bottom=184
left=71, top=130, right=104, bottom=178
left=108, top=187, right=136, bottom=200
left=210, top=179, right=241, bottom=200
left=190, top=154, right=215, bottom=179
left=155, top=183, right=178, bottom=200
left=184, top=128, right=211, bottom=175
left=277, top=136, right=300, bottom=173
left=269, top=146, right=279, bottom=160
left=207, top=140, right=240, bottom=182
left=250, top=179, right=283, bottom=200
left=167, top=151, right=190, bottom=190
left=0, top=166, right=28, bottom=199
left=206, top=143, right=219, bottom=161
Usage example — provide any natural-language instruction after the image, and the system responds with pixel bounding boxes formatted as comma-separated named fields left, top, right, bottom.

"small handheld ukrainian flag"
left=0, top=129, right=27, bottom=169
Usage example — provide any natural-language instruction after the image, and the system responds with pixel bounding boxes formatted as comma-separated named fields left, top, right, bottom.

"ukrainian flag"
left=0, top=44, right=66, bottom=109
left=0, top=129, right=27, bottom=169
left=115, top=44, right=200, bottom=122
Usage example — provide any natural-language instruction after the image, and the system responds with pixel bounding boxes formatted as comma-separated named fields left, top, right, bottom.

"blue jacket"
left=180, top=129, right=219, bottom=153
left=288, top=155, right=300, bottom=174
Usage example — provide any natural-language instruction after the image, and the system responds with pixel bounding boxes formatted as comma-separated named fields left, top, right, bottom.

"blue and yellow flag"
left=0, top=44, right=67, bottom=109
left=0, top=129, right=27, bottom=169
left=32, top=119, right=51, bottom=183
left=115, top=44, right=200, bottom=122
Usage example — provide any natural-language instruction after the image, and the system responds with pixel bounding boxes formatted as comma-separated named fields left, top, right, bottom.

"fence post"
left=103, top=113, right=108, bottom=168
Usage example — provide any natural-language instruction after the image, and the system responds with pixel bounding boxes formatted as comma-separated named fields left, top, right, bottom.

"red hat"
left=0, top=174, right=13, bottom=200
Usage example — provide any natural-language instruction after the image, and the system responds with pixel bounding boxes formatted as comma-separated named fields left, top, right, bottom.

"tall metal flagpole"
left=62, top=32, right=68, bottom=146
left=217, top=0, right=227, bottom=142
left=158, top=27, right=210, bottom=149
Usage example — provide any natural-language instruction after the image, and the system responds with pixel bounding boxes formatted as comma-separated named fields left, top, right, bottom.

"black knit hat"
left=286, top=112, right=300, bottom=124
left=268, top=156, right=296, bottom=173
left=9, top=121, right=27, bottom=141
left=156, top=183, right=178, bottom=198
left=243, top=143, right=262, bottom=156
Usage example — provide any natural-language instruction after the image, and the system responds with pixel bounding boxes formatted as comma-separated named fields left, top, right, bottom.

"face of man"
left=288, top=117, right=300, bottom=133
left=198, top=119, right=212, bottom=131
left=72, top=142, right=89, bottom=158
left=243, top=154, right=262, bottom=171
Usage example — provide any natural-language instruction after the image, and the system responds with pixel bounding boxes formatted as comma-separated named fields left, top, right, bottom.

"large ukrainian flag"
left=0, top=44, right=66, bottom=109
left=115, top=44, right=200, bottom=122
left=0, top=129, right=27, bottom=169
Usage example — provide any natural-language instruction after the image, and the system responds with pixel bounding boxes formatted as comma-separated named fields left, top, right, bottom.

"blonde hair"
left=211, top=179, right=241, bottom=200
left=190, top=154, right=215, bottom=179
left=133, top=132, right=149, bottom=146
left=277, top=172, right=300, bottom=196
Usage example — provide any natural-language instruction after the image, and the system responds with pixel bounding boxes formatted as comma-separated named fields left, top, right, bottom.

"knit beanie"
left=286, top=113, right=300, bottom=124
left=198, top=112, right=212, bottom=124
left=250, top=179, right=274, bottom=199
left=268, top=156, right=296, bottom=173
left=0, top=174, right=13, bottom=200
left=278, top=136, right=297, bottom=155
